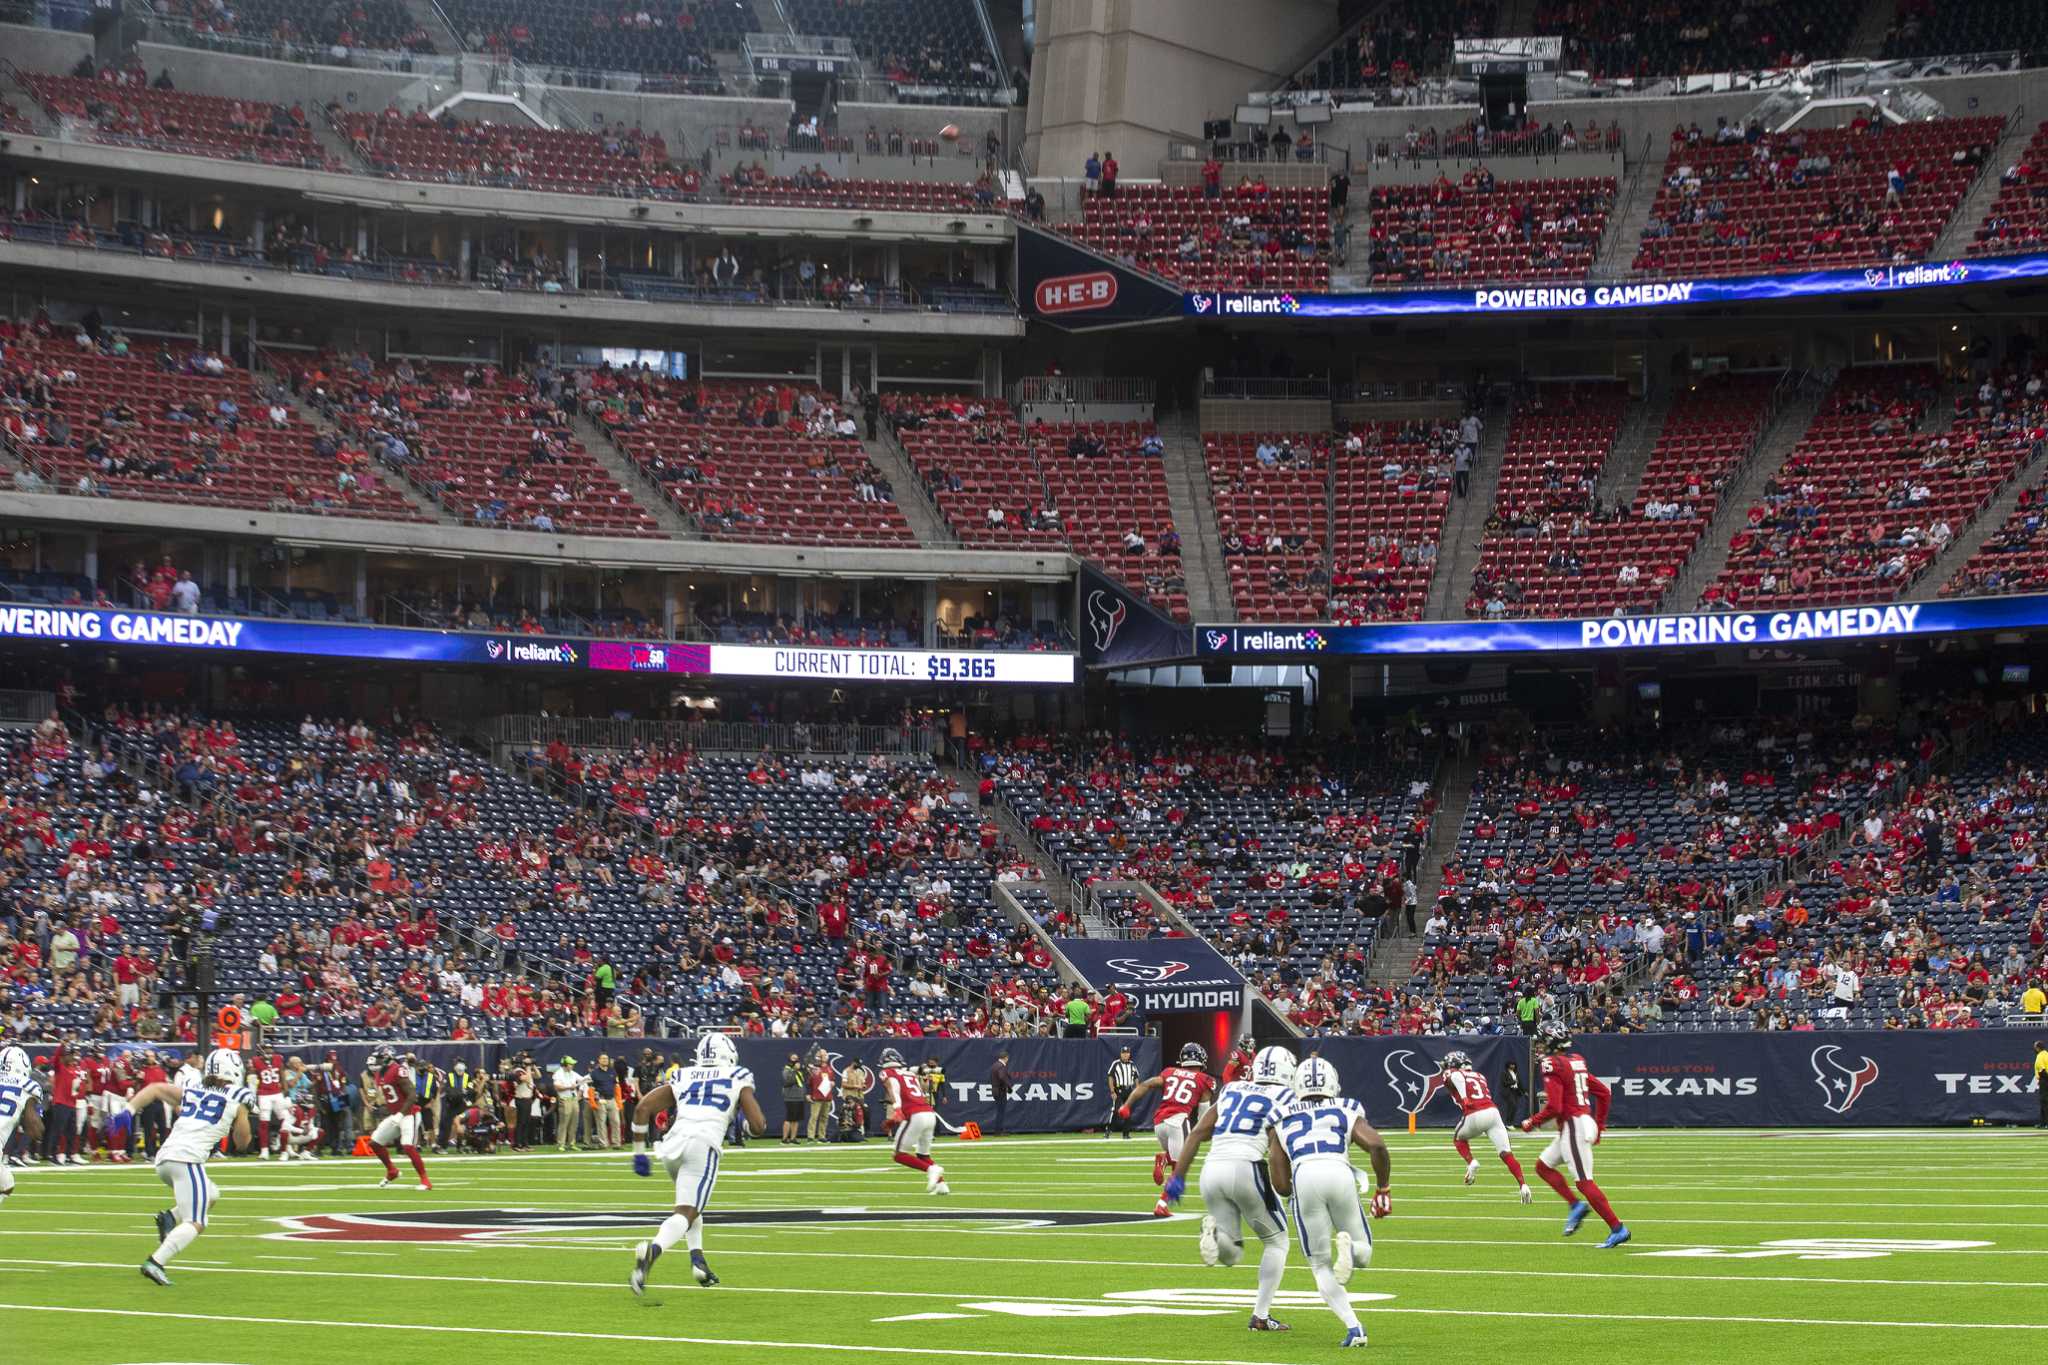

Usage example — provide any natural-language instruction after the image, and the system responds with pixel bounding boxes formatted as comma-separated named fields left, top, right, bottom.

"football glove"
left=631, top=1153, right=651, bottom=1178
left=1369, top=1189, right=1392, bottom=1219
left=107, top=1110, right=133, bottom=1144
left=1116, top=1105, right=1131, bottom=1120
left=1162, top=1174, right=1185, bottom=1205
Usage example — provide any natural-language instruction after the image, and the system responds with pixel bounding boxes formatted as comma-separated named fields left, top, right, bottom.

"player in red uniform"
left=1115, top=1043, right=1219, bottom=1213
left=1519, top=1023, right=1628, bottom=1247
left=1426, top=1051, right=1529, bottom=1201
left=82, top=1045, right=122, bottom=1162
left=252, top=1053, right=290, bottom=1159
left=878, top=1048, right=948, bottom=1195
left=278, top=1100, right=323, bottom=1161
left=366, top=1049, right=431, bottom=1190
left=1220, top=1037, right=1254, bottom=1084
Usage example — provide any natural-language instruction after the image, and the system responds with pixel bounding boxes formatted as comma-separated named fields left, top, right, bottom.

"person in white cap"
left=553, top=1056, right=587, bottom=1150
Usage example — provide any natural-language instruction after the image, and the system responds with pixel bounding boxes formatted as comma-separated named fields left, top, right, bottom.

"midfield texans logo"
left=1382, top=1048, right=1443, bottom=1116
left=1105, top=958, right=1189, bottom=982
left=1085, top=589, right=1128, bottom=652
left=1810, top=1044, right=1880, bottom=1114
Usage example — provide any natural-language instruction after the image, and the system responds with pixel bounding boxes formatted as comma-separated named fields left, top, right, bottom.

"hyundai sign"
left=1054, top=937, right=1246, bottom=1012
left=1193, top=594, right=2048, bottom=659
left=1184, top=250, right=2048, bottom=320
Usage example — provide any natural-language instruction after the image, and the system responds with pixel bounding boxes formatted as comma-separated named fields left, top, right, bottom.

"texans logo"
left=1810, top=1045, right=1879, bottom=1115
left=1106, top=958, right=1189, bottom=982
left=1085, top=589, right=1128, bottom=652
left=1382, top=1048, right=1442, bottom=1116
left=1863, top=269, right=1888, bottom=288
left=1192, top=295, right=1214, bottom=314
left=1204, top=630, right=1231, bottom=651
left=485, top=640, right=505, bottom=659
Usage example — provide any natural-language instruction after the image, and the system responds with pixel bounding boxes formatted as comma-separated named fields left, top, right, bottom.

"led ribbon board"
left=1184, top=252, right=2048, bottom=319
left=0, top=606, right=1075, bottom=683
left=1195, top=594, right=2048, bottom=658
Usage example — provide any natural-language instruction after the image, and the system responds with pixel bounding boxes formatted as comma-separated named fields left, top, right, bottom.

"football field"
left=2, top=1128, right=2042, bottom=1363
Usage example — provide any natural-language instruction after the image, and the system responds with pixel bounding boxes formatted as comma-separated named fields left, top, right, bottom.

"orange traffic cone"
left=959, top=1122, right=983, bottom=1141
left=352, top=1135, right=373, bottom=1157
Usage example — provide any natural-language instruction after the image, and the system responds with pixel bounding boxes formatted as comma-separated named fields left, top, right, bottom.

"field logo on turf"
left=1809, top=1044, right=1880, bottom=1114
left=271, top=1208, right=1160, bottom=1242
left=1382, top=1048, right=1442, bottom=1116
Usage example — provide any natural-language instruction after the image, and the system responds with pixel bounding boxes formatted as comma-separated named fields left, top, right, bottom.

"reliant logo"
left=1220, top=293, right=1300, bottom=316
left=1810, top=1045, right=1880, bottom=1114
left=496, top=639, right=581, bottom=666
left=1036, top=271, right=1118, bottom=314
left=1865, top=260, right=1970, bottom=290
left=1232, top=628, right=1326, bottom=652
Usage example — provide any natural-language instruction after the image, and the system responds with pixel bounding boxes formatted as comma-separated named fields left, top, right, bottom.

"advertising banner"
left=523, top=1036, right=1158, bottom=1135
left=1195, top=594, right=2048, bottom=659
left=1078, top=564, right=1193, bottom=668
left=1186, top=251, right=2048, bottom=321
left=1052, top=937, right=1246, bottom=1013
left=1017, top=224, right=1186, bottom=328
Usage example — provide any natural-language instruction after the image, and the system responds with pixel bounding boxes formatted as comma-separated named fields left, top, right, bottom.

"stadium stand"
left=1466, top=383, right=1630, bottom=617
left=1366, top=171, right=1617, bottom=286
left=1705, top=365, right=2042, bottom=609
left=1061, top=182, right=1333, bottom=292
left=1882, top=0, right=2048, bottom=62
left=1467, top=374, right=1780, bottom=617
left=334, top=109, right=695, bottom=199
left=1968, top=121, right=2048, bottom=255
left=1327, top=421, right=1459, bottom=624
left=1209, top=431, right=1330, bottom=621
left=784, top=0, right=1005, bottom=99
left=1296, top=0, right=1501, bottom=98
left=0, top=329, right=423, bottom=520
left=719, top=171, right=983, bottom=214
left=167, top=0, right=438, bottom=53
left=292, top=356, right=662, bottom=535
left=1537, top=0, right=1864, bottom=78
left=890, top=397, right=1186, bottom=618
left=1632, top=115, right=2003, bottom=279
left=434, top=0, right=755, bottom=77
left=588, top=372, right=917, bottom=547
left=18, top=70, right=337, bottom=170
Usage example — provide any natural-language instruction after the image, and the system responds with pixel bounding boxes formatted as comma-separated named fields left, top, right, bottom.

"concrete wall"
left=1024, top=0, right=1337, bottom=177
left=0, top=23, right=93, bottom=81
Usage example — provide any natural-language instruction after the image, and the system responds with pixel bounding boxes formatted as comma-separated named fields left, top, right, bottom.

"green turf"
left=3, top=1128, right=2043, bottom=1363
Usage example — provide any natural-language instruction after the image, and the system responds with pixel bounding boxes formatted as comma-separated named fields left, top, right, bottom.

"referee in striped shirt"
left=1106, top=1047, right=1139, bottom=1137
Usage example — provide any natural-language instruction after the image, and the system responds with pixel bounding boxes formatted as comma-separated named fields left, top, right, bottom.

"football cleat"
left=1563, top=1200, right=1591, bottom=1236
left=378, top=1174, right=401, bottom=1188
left=630, top=1241, right=659, bottom=1296
left=1340, top=1326, right=1369, bottom=1349
left=1152, top=1152, right=1167, bottom=1186
left=303, top=1151, right=319, bottom=1161
left=416, top=1179, right=433, bottom=1191
left=140, top=1258, right=171, bottom=1286
left=690, top=1251, right=719, bottom=1287
left=925, top=1164, right=946, bottom=1194
left=1518, top=1184, right=1533, bottom=1205
left=1198, top=1215, right=1220, bottom=1266
left=1153, top=1199, right=1172, bottom=1218
left=1248, top=1316, right=1290, bottom=1332
left=153, top=1209, right=175, bottom=1241
left=258, top=1149, right=271, bottom=1160
left=1599, top=1224, right=1632, bottom=1249
left=1334, top=1231, right=1355, bottom=1286
left=1464, top=1159, right=1480, bottom=1185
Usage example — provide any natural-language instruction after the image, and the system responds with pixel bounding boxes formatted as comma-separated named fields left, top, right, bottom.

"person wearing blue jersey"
left=628, top=1032, right=765, bottom=1294
left=1163, top=1044, right=1300, bottom=1332
left=1269, top=1055, right=1392, bottom=1349
left=0, top=1045, right=45, bottom=1204
left=121, top=1046, right=253, bottom=1285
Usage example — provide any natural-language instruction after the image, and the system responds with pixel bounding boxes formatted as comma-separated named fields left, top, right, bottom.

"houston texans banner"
left=1185, top=250, right=2048, bottom=320
left=522, top=1036, right=1158, bottom=1135
left=1052, top=937, right=1246, bottom=1012
left=1077, top=565, right=1192, bottom=669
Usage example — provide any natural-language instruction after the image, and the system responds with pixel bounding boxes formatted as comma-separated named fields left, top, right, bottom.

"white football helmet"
left=1250, top=1044, right=1298, bottom=1088
left=0, top=1044, right=31, bottom=1084
left=1293, top=1056, right=1340, bottom=1100
left=204, top=1047, right=245, bottom=1086
left=695, top=1032, right=738, bottom=1068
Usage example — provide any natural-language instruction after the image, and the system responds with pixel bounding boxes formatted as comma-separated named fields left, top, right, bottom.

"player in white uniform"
left=0, top=1045, right=45, bottom=1205
left=1269, top=1057, right=1392, bottom=1349
left=123, top=1047, right=252, bottom=1285
left=1165, top=1044, right=1299, bottom=1333
left=628, top=1033, right=765, bottom=1294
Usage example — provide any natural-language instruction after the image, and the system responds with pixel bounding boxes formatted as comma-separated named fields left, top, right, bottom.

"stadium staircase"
left=1843, top=0, right=1898, bottom=59
left=1366, top=746, right=1477, bottom=992
left=1329, top=195, right=1373, bottom=292
left=1426, top=387, right=1510, bottom=620
left=565, top=410, right=700, bottom=539
left=1659, top=374, right=1827, bottom=611
left=1158, top=410, right=1233, bottom=620
left=268, top=378, right=459, bottom=525
left=864, top=429, right=959, bottom=547
left=1593, top=388, right=1674, bottom=510
left=1590, top=133, right=1663, bottom=280
left=1932, top=106, right=2035, bottom=258
left=409, top=0, right=465, bottom=52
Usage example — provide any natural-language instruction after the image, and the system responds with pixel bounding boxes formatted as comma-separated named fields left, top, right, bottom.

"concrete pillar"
left=82, top=531, right=98, bottom=587
left=672, top=240, right=688, bottom=278
left=11, top=179, right=25, bottom=212
left=1315, top=662, right=1353, bottom=738
left=252, top=208, right=266, bottom=249
left=921, top=582, right=940, bottom=647
left=354, top=552, right=369, bottom=619
left=566, top=237, right=580, bottom=286
left=884, top=243, right=901, bottom=286
left=225, top=548, right=239, bottom=595
left=662, top=577, right=678, bottom=636
left=356, top=220, right=370, bottom=256
left=459, top=231, right=472, bottom=278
